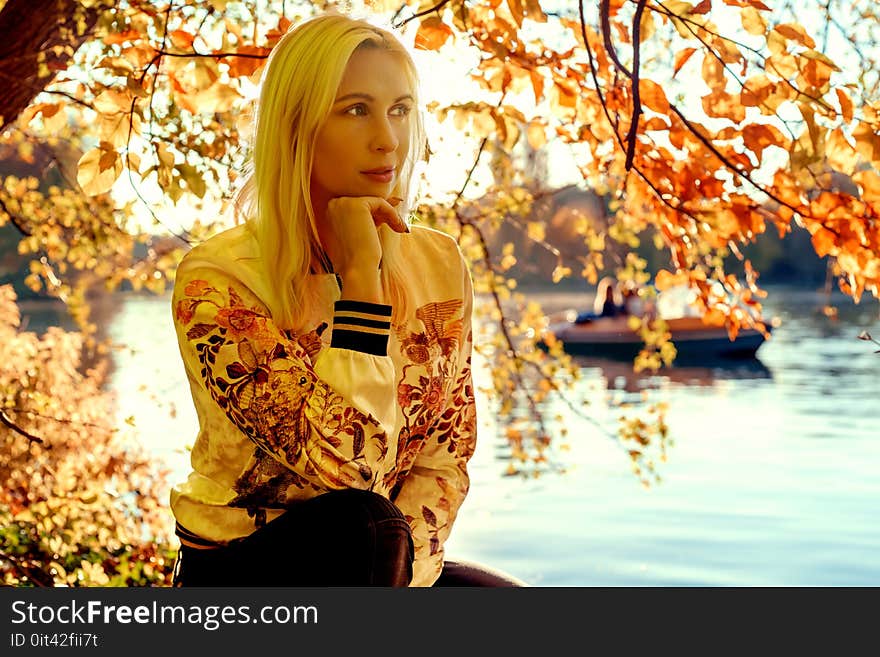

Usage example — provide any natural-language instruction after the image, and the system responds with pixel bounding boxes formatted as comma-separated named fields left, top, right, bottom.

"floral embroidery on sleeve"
left=174, top=277, right=389, bottom=496
left=389, top=297, right=476, bottom=578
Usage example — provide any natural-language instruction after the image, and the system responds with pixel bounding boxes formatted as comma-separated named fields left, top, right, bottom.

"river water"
left=19, top=284, right=880, bottom=586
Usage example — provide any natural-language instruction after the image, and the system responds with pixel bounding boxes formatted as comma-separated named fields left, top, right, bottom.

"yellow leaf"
left=125, top=151, right=141, bottom=173
left=526, top=118, right=546, bottom=149
left=192, top=81, right=239, bottom=114
left=853, top=170, right=880, bottom=204
left=527, top=221, right=545, bottom=242
left=77, top=147, right=122, bottom=196
left=825, top=129, right=858, bottom=175
left=799, top=49, right=840, bottom=70
left=93, top=89, right=133, bottom=115
left=663, top=0, right=695, bottom=16
left=701, top=54, right=725, bottom=91
left=155, top=142, right=174, bottom=168
left=740, top=6, right=767, bottom=35
left=639, top=9, right=655, bottom=43
left=177, top=163, right=207, bottom=199
left=853, top=122, right=880, bottom=165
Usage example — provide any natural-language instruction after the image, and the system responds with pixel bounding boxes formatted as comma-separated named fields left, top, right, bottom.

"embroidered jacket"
left=169, top=223, right=477, bottom=587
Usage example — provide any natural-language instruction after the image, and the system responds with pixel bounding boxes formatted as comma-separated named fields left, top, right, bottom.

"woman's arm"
left=389, top=250, right=477, bottom=586
left=173, top=264, right=397, bottom=492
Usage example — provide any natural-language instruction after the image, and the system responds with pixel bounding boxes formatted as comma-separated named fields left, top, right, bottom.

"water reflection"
left=574, top=354, right=773, bottom=393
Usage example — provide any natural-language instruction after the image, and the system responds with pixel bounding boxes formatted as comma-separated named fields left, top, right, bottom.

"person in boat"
left=575, top=276, right=623, bottom=323
left=169, top=12, right=523, bottom=588
left=599, top=278, right=620, bottom=318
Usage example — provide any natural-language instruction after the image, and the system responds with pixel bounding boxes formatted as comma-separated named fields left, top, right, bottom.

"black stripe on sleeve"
left=330, top=328, right=390, bottom=356
left=334, top=299, right=392, bottom=317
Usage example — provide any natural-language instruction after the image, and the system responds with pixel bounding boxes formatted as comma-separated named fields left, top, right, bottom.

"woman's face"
left=311, top=47, right=413, bottom=208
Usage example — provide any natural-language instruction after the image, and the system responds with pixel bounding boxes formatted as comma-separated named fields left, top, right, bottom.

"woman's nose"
left=371, top=117, right=399, bottom=152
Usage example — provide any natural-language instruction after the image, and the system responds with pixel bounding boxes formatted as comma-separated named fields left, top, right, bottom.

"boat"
left=537, top=313, right=774, bottom=361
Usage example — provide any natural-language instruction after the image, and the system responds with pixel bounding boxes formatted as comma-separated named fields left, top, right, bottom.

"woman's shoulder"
left=177, top=224, right=258, bottom=275
left=407, top=224, right=467, bottom=264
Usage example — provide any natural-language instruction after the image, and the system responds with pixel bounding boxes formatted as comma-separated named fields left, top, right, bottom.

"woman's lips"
left=361, top=169, right=394, bottom=183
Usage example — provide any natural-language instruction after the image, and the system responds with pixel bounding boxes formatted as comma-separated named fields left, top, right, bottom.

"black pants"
left=173, top=489, right=525, bottom=587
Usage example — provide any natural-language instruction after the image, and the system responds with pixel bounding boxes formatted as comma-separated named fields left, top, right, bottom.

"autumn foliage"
left=0, top=0, right=878, bottom=584
left=0, top=285, right=174, bottom=586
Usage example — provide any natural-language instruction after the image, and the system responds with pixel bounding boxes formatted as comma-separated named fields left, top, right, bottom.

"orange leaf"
left=692, top=0, right=712, bottom=15
left=773, top=23, right=816, bottom=49
left=506, top=0, right=524, bottom=27
left=639, top=79, right=669, bottom=114
left=169, top=30, right=195, bottom=51
left=98, top=148, right=117, bottom=173
left=702, top=307, right=726, bottom=326
left=740, top=73, right=773, bottom=106
left=523, top=0, right=547, bottom=22
left=529, top=68, right=544, bottom=103
left=655, top=269, right=685, bottom=291
left=226, top=45, right=269, bottom=78
left=701, top=91, right=746, bottom=122
left=742, top=123, right=787, bottom=164
left=836, top=88, right=853, bottom=123
left=553, top=80, right=577, bottom=110
left=673, top=47, right=697, bottom=78
left=103, top=29, right=141, bottom=45
left=414, top=17, right=454, bottom=51
left=810, top=227, right=837, bottom=258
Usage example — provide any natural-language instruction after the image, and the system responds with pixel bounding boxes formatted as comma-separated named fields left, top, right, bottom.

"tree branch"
left=0, top=409, right=44, bottom=444
left=624, top=0, right=647, bottom=171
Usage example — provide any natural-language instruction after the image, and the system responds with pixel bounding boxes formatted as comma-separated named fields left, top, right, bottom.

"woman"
left=169, top=12, right=523, bottom=587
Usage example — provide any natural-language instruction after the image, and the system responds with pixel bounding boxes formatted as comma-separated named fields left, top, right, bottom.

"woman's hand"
left=322, top=195, right=408, bottom=303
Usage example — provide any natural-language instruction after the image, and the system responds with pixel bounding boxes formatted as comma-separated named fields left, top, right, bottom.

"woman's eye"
left=391, top=105, right=411, bottom=117
left=345, top=104, right=368, bottom=116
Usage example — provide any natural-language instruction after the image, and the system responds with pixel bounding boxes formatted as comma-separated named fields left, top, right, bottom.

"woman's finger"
left=371, top=197, right=409, bottom=233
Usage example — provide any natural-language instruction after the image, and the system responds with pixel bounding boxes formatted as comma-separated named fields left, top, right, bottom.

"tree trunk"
left=0, top=0, right=101, bottom=132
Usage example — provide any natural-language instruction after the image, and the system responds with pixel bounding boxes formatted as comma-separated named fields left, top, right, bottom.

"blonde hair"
left=235, top=12, right=425, bottom=330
